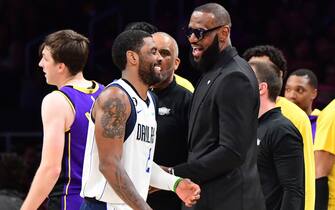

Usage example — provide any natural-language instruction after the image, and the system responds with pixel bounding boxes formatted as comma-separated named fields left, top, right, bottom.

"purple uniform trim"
left=49, top=81, right=104, bottom=210
left=309, top=115, right=318, bottom=143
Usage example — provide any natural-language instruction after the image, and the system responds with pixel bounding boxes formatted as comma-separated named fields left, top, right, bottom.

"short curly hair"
left=243, top=45, right=287, bottom=78
left=112, top=30, right=152, bottom=71
left=124, top=21, right=158, bottom=34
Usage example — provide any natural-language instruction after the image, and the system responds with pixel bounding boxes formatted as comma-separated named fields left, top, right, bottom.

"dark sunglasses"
left=185, top=25, right=224, bottom=40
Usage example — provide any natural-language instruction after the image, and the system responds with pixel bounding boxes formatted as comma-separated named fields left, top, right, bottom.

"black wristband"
left=315, top=176, right=329, bottom=210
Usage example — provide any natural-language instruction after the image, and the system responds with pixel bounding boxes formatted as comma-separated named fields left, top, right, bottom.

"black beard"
left=138, top=60, right=161, bottom=86
left=189, top=35, right=221, bottom=73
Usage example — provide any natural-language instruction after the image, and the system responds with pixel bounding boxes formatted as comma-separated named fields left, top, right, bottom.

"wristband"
left=150, top=163, right=181, bottom=191
left=173, top=178, right=183, bottom=193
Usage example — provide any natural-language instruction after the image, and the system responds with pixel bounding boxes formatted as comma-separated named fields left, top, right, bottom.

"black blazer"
left=174, top=46, right=265, bottom=210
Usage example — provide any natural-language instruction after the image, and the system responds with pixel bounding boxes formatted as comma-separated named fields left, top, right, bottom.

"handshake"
left=149, top=166, right=201, bottom=208
left=174, top=178, right=201, bottom=207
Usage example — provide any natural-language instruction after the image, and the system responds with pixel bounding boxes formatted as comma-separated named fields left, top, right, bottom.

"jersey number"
left=145, top=148, right=152, bottom=173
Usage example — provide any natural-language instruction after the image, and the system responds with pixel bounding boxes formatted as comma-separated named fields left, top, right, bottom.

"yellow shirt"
left=175, top=74, right=194, bottom=93
left=311, top=109, right=321, bottom=116
left=276, top=96, right=315, bottom=210
left=314, top=99, right=335, bottom=210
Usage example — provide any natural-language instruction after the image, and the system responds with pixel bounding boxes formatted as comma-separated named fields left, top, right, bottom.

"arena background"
left=0, top=0, right=335, bottom=203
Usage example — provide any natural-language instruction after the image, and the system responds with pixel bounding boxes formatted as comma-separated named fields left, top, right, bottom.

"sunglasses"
left=185, top=25, right=224, bottom=40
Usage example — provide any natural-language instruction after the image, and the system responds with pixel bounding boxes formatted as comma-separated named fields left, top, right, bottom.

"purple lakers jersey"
left=49, top=81, right=104, bottom=210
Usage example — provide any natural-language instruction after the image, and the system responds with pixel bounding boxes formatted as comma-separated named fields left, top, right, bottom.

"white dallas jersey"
left=81, top=79, right=157, bottom=205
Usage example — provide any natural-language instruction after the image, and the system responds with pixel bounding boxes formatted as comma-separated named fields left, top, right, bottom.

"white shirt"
left=81, top=79, right=157, bottom=204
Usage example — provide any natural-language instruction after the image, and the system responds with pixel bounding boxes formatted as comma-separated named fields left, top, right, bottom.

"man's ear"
left=57, top=63, right=66, bottom=73
left=312, top=88, right=318, bottom=100
left=173, top=57, right=181, bottom=72
left=259, top=82, right=268, bottom=96
left=126, top=51, right=139, bottom=65
left=218, top=25, right=230, bottom=43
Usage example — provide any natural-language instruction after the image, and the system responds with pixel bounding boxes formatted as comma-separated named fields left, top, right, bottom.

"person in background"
left=21, top=29, right=104, bottom=210
left=250, top=61, right=304, bottom=210
left=243, top=45, right=315, bottom=210
left=145, top=31, right=193, bottom=210
left=284, top=69, right=320, bottom=141
left=124, top=21, right=195, bottom=92
left=314, top=99, right=335, bottom=210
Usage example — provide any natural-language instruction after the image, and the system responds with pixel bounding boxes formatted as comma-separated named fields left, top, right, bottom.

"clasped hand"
left=176, top=178, right=201, bottom=207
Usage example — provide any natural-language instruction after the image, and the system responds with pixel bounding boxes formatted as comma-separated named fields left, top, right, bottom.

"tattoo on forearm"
left=101, top=97, right=127, bottom=139
left=111, top=156, right=146, bottom=209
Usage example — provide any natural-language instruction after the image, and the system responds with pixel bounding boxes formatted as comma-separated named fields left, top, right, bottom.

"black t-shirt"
left=257, top=107, right=305, bottom=210
left=152, top=77, right=192, bottom=166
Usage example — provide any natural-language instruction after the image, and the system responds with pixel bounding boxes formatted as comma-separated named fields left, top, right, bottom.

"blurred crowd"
left=1, top=0, right=335, bottom=125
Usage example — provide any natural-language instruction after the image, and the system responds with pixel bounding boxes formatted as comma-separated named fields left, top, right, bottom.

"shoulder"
left=218, top=55, right=257, bottom=89
left=175, top=74, right=194, bottom=93
left=262, top=110, right=296, bottom=132
left=94, top=86, right=131, bottom=115
left=311, top=108, right=321, bottom=116
left=230, top=54, right=254, bottom=74
left=41, top=91, right=75, bottom=126
left=42, top=91, right=73, bottom=111
left=314, top=100, right=335, bottom=151
left=172, top=81, right=193, bottom=100
left=276, top=97, right=310, bottom=126
left=263, top=112, right=302, bottom=145
left=274, top=114, right=301, bottom=136
left=96, top=86, right=129, bottom=104
left=318, top=99, right=335, bottom=122
left=315, top=100, right=335, bottom=137
left=217, top=71, right=257, bottom=96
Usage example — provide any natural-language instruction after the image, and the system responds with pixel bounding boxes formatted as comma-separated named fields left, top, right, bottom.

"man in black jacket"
left=167, top=3, right=265, bottom=210
left=250, top=61, right=305, bottom=210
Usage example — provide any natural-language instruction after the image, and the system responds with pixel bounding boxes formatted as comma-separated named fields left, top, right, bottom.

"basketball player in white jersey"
left=81, top=30, right=200, bottom=210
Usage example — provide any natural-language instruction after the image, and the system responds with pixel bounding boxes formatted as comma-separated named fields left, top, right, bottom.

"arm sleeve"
left=150, top=162, right=180, bottom=191
left=273, top=133, right=305, bottom=210
left=174, top=72, right=257, bottom=183
left=315, top=177, right=329, bottom=210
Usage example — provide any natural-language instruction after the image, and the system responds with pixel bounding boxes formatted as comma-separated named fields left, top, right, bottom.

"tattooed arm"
left=92, top=86, right=152, bottom=210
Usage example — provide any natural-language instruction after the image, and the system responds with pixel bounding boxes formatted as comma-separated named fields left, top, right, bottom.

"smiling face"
left=188, top=11, right=218, bottom=62
left=39, top=46, right=61, bottom=85
left=138, top=37, right=163, bottom=86
left=152, top=32, right=179, bottom=89
left=187, top=11, right=228, bottom=72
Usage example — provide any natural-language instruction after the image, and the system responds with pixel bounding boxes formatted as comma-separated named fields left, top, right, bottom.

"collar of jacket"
left=210, top=45, right=238, bottom=72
